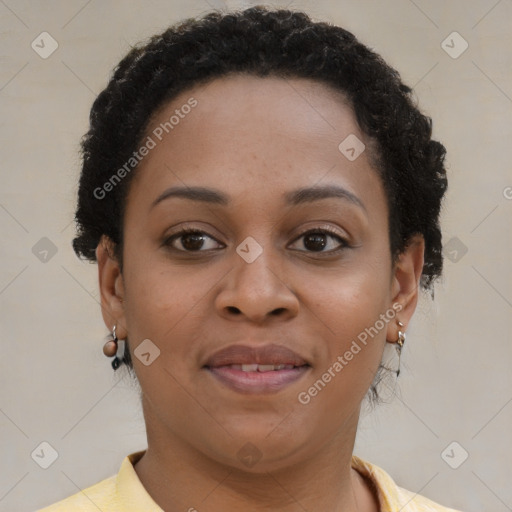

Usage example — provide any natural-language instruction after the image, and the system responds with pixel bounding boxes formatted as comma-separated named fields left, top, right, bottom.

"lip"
left=204, top=344, right=309, bottom=367
left=203, top=344, right=311, bottom=394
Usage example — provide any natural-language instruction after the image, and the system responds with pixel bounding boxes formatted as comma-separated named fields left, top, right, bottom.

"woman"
left=39, top=6, right=460, bottom=511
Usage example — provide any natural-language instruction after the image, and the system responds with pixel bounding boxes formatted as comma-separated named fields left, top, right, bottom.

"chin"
left=207, top=424, right=313, bottom=473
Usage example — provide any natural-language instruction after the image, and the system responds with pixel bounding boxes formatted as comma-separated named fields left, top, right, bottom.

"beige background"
left=1, top=1, right=511, bottom=511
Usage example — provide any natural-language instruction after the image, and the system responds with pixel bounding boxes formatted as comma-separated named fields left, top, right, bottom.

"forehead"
left=152, top=74, right=359, bottom=151
left=127, top=74, right=385, bottom=218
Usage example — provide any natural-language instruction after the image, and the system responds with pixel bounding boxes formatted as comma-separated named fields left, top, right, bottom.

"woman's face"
left=98, top=75, right=423, bottom=471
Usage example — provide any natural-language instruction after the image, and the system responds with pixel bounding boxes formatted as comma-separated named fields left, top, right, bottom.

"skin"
left=97, top=75, right=424, bottom=512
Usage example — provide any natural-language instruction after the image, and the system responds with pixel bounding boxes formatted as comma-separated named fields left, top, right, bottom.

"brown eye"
left=304, top=232, right=328, bottom=251
left=165, top=229, right=223, bottom=252
left=289, top=229, right=348, bottom=253
left=180, top=232, right=207, bottom=251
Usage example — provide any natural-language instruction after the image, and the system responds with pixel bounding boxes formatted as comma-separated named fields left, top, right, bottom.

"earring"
left=103, top=325, right=121, bottom=370
left=395, top=320, right=406, bottom=377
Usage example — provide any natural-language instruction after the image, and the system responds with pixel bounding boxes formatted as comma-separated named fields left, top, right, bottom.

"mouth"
left=203, top=344, right=311, bottom=394
left=217, top=363, right=298, bottom=372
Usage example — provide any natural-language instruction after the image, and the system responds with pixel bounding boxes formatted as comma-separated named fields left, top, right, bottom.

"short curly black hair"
left=72, top=6, right=447, bottom=379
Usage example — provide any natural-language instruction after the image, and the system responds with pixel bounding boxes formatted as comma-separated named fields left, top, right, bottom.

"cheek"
left=300, top=262, right=391, bottom=396
left=122, top=250, right=222, bottom=357
left=306, top=258, right=391, bottom=339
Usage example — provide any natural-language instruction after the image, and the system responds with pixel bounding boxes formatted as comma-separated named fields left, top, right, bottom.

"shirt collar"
left=116, top=450, right=164, bottom=511
left=351, top=454, right=399, bottom=511
left=116, top=450, right=403, bottom=512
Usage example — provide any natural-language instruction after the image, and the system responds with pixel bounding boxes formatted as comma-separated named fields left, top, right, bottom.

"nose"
left=215, top=247, right=299, bottom=324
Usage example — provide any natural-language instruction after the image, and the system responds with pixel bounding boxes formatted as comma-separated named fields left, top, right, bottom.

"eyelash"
left=163, top=226, right=349, bottom=255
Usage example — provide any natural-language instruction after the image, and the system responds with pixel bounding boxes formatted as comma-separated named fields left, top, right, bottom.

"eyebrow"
left=284, top=184, right=366, bottom=212
left=151, top=184, right=366, bottom=212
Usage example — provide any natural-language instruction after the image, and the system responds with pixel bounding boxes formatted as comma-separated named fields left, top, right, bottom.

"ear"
left=386, top=234, right=425, bottom=344
left=96, top=235, right=127, bottom=339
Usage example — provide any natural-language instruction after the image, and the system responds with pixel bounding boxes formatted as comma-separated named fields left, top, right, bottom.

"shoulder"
left=36, top=450, right=161, bottom=512
left=37, top=474, right=117, bottom=511
left=351, top=455, right=463, bottom=512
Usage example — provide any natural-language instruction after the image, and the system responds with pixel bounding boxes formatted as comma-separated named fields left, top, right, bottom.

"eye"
left=164, top=228, right=224, bottom=252
left=289, top=228, right=348, bottom=253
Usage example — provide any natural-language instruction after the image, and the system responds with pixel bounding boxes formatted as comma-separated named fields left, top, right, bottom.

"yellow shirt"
left=38, top=450, right=462, bottom=511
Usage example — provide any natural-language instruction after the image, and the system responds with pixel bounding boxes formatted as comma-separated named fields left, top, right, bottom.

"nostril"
left=227, top=306, right=241, bottom=314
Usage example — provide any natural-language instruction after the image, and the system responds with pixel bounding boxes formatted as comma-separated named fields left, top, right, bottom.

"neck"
left=134, top=403, right=378, bottom=511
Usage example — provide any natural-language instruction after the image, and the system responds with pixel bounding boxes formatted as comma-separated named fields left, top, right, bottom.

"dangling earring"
left=103, top=325, right=121, bottom=370
left=395, top=320, right=406, bottom=377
